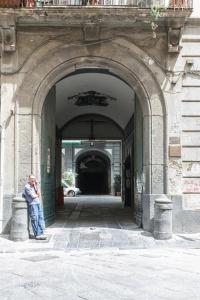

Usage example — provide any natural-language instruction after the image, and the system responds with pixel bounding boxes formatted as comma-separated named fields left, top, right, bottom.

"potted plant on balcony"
left=0, top=0, right=21, bottom=7
left=150, top=4, right=166, bottom=38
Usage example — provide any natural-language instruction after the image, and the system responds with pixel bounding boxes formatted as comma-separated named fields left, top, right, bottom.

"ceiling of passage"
left=55, top=71, right=135, bottom=130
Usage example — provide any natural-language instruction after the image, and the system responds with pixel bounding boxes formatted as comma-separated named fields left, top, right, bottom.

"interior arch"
left=61, top=113, right=124, bottom=140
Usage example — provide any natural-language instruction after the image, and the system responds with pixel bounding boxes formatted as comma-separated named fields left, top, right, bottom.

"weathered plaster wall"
left=161, top=22, right=200, bottom=232
left=0, top=75, right=16, bottom=233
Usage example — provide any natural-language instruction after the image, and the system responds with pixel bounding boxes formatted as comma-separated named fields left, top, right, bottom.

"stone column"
left=10, top=196, right=29, bottom=241
left=154, top=196, right=173, bottom=240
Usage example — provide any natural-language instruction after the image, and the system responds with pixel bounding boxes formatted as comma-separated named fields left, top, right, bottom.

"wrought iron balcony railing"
left=0, top=0, right=193, bottom=9
left=41, top=0, right=193, bottom=8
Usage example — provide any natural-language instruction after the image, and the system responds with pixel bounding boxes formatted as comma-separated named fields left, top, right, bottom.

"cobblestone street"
left=1, top=196, right=200, bottom=300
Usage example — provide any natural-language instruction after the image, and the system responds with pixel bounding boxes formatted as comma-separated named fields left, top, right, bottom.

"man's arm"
left=34, top=183, right=40, bottom=197
left=25, top=185, right=39, bottom=199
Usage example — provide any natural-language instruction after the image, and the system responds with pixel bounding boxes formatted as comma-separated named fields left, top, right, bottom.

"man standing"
left=23, top=175, right=47, bottom=240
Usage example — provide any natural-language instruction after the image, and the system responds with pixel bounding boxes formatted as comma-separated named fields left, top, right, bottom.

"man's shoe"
left=35, top=235, right=47, bottom=240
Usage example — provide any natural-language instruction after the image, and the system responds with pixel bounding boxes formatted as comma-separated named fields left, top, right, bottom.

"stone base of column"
left=10, top=196, right=29, bottom=241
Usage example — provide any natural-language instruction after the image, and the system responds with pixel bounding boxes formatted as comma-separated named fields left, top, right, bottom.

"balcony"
left=0, top=0, right=193, bottom=8
left=39, top=0, right=193, bottom=8
left=0, top=0, right=193, bottom=55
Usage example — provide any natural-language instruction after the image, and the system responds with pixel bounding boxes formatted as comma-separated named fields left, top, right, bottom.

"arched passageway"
left=15, top=40, right=167, bottom=230
left=76, top=151, right=111, bottom=195
left=38, top=59, right=165, bottom=227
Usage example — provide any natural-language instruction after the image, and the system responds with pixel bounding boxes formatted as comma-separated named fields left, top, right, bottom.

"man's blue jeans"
left=28, top=203, right=45, bottom=237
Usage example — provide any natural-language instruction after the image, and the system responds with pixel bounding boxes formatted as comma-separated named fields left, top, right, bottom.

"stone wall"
left=165, top=21, right=200, bottom=232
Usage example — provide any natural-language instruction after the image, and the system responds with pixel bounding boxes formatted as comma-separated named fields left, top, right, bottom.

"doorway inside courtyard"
left=75, top=148, right=111, bottom=195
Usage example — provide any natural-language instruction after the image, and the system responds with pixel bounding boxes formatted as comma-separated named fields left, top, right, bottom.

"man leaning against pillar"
left=23, top=175, right=47, bottom=240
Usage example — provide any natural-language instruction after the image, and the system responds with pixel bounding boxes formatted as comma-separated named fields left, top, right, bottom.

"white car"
left=62, top=181, right=81, bottom=197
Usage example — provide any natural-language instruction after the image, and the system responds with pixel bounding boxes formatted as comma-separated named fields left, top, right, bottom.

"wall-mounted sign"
left=182, top=178, right=200, bottom=193
left=169, top=145, right=181, bottom=157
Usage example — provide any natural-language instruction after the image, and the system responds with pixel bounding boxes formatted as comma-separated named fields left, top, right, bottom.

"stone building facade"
left=0, top=0, right=200, bottom=234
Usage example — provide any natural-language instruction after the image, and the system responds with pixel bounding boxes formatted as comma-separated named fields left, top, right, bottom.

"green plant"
left=150, top=5, right=166, bottom=39
left=63, top=171, right=73, bottom=186
left=150, top=5, right=163, bottom=20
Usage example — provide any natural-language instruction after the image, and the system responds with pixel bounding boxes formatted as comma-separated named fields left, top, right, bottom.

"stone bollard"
left=10, top=196, right=29, bottom=241
left=153, top=196, right=173, bottom=240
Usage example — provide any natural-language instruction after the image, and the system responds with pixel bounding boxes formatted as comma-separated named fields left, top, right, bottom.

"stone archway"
left=76, top=150, right=111, bottom=195
left=15, top=38, right=167, bottom=230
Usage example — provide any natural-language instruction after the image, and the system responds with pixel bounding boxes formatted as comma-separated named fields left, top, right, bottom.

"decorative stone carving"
left=83, top=24, right=100, bottom=41
left=68, top=90, right=116, bottom=106
left=0, top=25, right=16, bottom=52
left=168, top=27, right=183, bottom=53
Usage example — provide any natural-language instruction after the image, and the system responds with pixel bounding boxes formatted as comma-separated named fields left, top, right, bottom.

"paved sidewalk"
left=0, top=247, right=200, bottom=300
left=0, top=196, right=200, bottom=300
left=1, top=196, right=200, bottom=253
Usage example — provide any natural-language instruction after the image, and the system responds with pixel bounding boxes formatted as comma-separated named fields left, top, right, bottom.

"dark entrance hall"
left=76, top=152, right=110, bottom=195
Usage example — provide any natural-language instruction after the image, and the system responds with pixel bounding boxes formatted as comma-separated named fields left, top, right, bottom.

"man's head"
left=28, top=175, right=36, bottom=186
